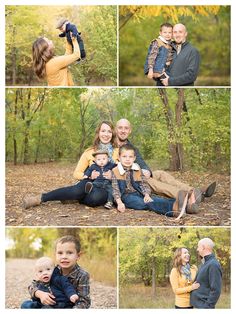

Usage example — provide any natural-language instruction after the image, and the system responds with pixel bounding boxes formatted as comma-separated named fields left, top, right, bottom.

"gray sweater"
left=190, top=253, right=222, bottom=308
left=168, top=42, right=200, bottom=86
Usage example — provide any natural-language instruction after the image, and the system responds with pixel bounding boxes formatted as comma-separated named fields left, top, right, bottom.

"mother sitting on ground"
left=23, top=121, right=119, bottom=208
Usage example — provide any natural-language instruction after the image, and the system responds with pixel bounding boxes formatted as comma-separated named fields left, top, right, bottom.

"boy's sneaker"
left=85, top=182, right=93, bottom=194
left=104, top=201, right=113, bottom=209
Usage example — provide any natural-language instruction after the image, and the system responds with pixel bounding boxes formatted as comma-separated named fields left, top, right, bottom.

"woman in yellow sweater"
left=170, top=247, right=200, bottom=309
left=23, top=121, right=119, bottom=208
left=32, top=35, right=81, bottom=86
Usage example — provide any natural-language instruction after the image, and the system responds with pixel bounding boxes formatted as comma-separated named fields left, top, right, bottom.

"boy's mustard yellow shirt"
left=73, top=147, right=119, bottom=180
left=170, top=265, right=198, bottom=308
left=46, top=38, right=81, bottom=86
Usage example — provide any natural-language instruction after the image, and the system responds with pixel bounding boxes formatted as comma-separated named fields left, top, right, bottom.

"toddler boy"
left=56, top=17, right=86, bottom=63
left=21, top=256, right=79, bottom=308
left=83, top=150, right=116, bottom=209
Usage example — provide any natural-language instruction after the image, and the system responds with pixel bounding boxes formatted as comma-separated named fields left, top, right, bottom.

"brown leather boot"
left=23, top=195, right=42, bottom=209
left=173, top=190, right=188, bottom=220
left=187, top=188, right=201, bottom=214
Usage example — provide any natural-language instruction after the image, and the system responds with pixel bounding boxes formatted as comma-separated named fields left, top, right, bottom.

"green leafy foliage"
left=6, top=88, right=230, bottom=172
left=5, top=5, right=117, bottom=86
left=119, top=6, right=230, bottom=86
left=119, top=227, right=230, bottom=286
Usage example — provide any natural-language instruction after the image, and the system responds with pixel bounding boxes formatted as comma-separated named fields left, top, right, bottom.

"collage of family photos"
left=5, top=3, right=231, bottom=310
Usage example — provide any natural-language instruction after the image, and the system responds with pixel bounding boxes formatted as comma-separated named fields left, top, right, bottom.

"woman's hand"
left=90, top=170, right=100, bottom=180
left=191, top=281, right=200, bottom=290
left=144, top=194, right=153, bottom=203
left=35, top=290, right=56, bottom=305
left=117, top=202, right=126, bottom=212
left=103, top=170, right=112, bottom=180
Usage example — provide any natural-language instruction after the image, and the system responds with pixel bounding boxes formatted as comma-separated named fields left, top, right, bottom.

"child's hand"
left=35, top=291, right=56, bottom=305
left=91, top=170, right=100, bottom=180
left=144, top=194, right=153, bottom=203
left=70, top=294, right=79, bottom=303
left=117, top=202, right=126, bottom=213
left=147, top=68, right=154, bottom=79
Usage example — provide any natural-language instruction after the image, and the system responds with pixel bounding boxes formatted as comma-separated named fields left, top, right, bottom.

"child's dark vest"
left=144, top=38, right=170, bottom=75
left=112, top=166, right=144, bottom=196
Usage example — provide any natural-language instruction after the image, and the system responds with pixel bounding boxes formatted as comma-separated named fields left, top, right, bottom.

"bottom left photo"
left=5, top=227, right=117, bottom=309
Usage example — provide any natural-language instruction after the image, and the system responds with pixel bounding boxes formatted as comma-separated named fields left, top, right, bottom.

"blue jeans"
left=121, top=192, right=175, bottom=217
left=90, top=180, right=113, bottom=202
left=21, top=300, right=42, bottom=308
left=21, top=300, right=72, bottom=309
left=41, top=179, right=108, bottom=207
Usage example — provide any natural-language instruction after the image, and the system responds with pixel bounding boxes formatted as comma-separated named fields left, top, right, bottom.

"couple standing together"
left=23, top=119, right=216, bottom=218
left=170, top=238, right=222, bottom=309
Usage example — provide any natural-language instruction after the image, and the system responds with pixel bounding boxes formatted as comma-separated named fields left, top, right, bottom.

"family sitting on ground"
left=23, top=119, right=216, bottom=219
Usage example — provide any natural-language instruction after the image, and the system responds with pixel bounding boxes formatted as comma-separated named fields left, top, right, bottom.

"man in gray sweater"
left=190, top=238, right=222, bottom=308
left=162, top=23, right=200, bottom=86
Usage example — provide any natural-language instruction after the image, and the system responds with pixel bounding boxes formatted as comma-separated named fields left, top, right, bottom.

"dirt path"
left=6, top=163, right=231, bottom=226
left=5, top=258, right=117, bottom=309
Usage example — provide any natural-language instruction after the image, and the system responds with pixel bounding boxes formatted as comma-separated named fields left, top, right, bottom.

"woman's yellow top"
left=73, top=147, right=119, bottom=180
left=170, top=265, right=198, bottom=308
left=46, top=37, right=80, bottom=86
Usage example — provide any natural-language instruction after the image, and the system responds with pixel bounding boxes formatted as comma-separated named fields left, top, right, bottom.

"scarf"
left=98, top=143, right=114, bottom=162
left=181, top=263, right=192, bottom=281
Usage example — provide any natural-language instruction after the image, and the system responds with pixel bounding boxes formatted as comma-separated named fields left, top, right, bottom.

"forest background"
left=6, top=87, right=230, bottom=173
left=119, top=5, right=230, bottom=86
left=5, top=5, right=117, bottom=86
left=119, top=227, right=230, bottom=309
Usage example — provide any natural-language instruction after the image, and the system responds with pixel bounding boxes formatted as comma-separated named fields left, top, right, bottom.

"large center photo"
left=5, top=87, right=230, bottom=227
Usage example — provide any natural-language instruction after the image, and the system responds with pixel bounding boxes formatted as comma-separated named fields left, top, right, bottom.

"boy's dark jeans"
left=21, top=300, right=73, bottom=309
left=41, top=179, right=108, bottom=207
left=121, top=192, right=175, bottom=216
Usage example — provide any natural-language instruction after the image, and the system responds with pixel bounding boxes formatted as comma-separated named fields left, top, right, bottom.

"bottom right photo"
left=119, top=227, right=230, bottom=309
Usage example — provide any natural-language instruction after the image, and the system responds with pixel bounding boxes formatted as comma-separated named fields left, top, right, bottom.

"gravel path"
left=5, top=258, right=117, bottom=309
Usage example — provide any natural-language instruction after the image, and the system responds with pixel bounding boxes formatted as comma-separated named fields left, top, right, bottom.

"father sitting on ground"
left=115, top=118, right=216, bottom=213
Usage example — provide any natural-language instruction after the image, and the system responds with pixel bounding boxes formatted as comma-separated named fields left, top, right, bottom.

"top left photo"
left=5, top=5, right=118, bottom=87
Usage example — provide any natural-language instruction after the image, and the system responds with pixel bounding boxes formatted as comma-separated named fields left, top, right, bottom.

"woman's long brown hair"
left=32, top=37, right=54, bottom=79
left=93, top=121, right=118, bottom=150
left=173, top=247, right=190, bottom=275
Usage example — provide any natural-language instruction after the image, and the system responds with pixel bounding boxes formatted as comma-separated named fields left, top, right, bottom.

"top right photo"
left=119, top=5, right=230, bottom=87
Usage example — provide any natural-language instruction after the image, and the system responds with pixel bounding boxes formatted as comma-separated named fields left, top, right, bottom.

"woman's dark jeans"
left=41, top=179, right=108, bottom=207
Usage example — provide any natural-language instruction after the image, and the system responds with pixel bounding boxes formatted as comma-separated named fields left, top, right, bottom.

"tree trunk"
left=174, top=89, right=185, bottom=170
left=34, top=129, right=41, bottom=163
left=151, top=257, right=157, bottom=297
left=11, top=27, right=17, bottom=85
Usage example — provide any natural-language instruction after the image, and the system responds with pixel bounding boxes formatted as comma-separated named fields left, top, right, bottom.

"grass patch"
left=80, top=256, right=117, bottom=287
left=119, top=283, right=230, bottom=309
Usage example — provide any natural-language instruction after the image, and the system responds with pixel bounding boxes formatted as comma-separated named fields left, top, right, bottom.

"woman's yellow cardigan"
left=46, top=37, right=81, bottom=86
left=170, top=265, right=198, bottom=308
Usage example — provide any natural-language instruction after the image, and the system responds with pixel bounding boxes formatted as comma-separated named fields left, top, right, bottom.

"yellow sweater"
left=170, top=265, right=198, bottom=308
left=46, top=37, right=81, bottom=86
left=73, top=147, right=119, bottom=180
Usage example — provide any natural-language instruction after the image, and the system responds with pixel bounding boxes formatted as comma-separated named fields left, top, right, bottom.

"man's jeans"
left=122, top=192, right=175, bottom=217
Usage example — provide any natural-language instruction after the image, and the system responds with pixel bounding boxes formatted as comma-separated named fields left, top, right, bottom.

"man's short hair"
left=160, top=23, right=173, bottom=31
left=119, top=143, right=135, bottom=156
